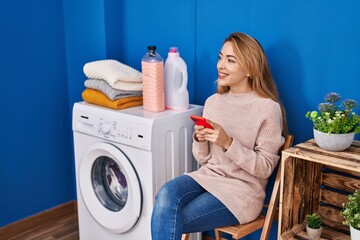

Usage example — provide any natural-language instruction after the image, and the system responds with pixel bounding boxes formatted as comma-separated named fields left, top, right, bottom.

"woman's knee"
left=155, top=185, right=174, bottom=209
left=154, top=175, right=194, bottom=208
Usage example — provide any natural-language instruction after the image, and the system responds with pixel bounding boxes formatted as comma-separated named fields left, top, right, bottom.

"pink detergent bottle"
left=164, top=47, right=189, bottom=110
left=141, top=46, right=165, bottom=112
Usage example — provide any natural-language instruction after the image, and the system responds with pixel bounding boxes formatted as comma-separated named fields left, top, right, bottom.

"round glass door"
left=91, top=156, right=128, bottom=212
left=79, top=142, right=142, bottom=233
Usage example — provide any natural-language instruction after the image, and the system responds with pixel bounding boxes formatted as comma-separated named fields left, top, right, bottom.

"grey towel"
left=84, top=79, right=142, bottom=100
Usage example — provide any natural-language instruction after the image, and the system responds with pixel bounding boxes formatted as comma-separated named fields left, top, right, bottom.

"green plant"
left=305, top=92, right=360, bottom=134
left=341, top=190, right=360, bottom=230
left=306, top=213, right=322, bottom=229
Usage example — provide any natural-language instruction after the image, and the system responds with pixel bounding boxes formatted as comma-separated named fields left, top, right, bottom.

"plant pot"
left=350, top=225, right=360, bottom=240
left=306, top=225, right=322, bottom=240
left=313, top=128, right=355, bottom=151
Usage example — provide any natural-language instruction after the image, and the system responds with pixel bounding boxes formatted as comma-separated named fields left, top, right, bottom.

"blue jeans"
left=151, top=175, right=239, bottom=240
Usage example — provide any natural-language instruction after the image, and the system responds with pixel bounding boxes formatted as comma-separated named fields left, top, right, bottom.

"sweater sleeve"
left=192, top=139, right=212, bottom=165
left=224, top=103, right=284, bottom=179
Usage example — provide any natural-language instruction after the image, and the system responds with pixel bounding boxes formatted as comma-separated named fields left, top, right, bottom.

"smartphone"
left=190, top=115, right=213, bottom=129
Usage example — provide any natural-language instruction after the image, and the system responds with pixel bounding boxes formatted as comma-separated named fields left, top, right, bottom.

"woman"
left=151, top=32, right=287, bottom=240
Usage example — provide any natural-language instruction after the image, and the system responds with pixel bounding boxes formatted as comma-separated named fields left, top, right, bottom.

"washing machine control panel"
left=73, top=109, right=152, bottom=151
left=97, top=118, right=152, bottom=150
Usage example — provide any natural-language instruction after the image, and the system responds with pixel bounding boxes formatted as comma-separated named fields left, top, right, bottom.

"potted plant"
left=305, top=92, right=360, bottom=151
left=306, top=213, right=322, bottom=240
left=341, top=190, right=360, bottom=239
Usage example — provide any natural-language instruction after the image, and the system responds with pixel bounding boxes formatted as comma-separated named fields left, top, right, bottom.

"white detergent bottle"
left=164, top=47, right=189, bottom=110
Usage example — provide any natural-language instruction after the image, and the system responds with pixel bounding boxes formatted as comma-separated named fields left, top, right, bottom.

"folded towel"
left=84, top=59, right=142, bottom=85
left=82, top=88, right=143, bottom=110
left=111, top=80, right=142, bottom=91
left=85, top=79, right=142, bottom=100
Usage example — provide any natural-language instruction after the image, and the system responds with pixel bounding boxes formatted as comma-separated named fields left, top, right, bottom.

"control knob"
left=99, top=122, right=111, bottom=136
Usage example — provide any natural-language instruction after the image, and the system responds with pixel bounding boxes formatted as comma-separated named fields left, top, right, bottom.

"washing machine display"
left=73, top=102, right=203, bottom=240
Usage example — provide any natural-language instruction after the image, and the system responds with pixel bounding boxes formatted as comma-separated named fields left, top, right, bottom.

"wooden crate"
left=278, top=139, right=360, bottom=240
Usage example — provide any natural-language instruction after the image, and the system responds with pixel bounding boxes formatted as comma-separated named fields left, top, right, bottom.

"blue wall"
left=121, top=0, right=360, bottom=142
left=1, top=0, right=360, bottom=239
left=0, top=0, right=73, bottom=226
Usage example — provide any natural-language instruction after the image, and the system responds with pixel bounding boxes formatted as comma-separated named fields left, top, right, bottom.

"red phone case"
left=190, top=115, right=213, bottom=129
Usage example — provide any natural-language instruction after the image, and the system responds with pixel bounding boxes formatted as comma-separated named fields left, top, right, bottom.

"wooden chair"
left=181, top=135, right=294, bottom=240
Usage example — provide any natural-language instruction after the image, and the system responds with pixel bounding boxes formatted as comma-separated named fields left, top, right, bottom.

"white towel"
left=83, top=59, right=142, bottom=87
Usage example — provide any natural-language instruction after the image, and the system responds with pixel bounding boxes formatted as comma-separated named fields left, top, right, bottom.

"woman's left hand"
left=203, top=119, right=233, bottom=151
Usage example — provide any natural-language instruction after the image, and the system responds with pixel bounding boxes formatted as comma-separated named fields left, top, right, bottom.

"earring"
left=246, top=74, right=250, bottom=77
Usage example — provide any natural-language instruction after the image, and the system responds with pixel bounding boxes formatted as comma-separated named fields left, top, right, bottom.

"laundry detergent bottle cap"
left=164, top=47, right=189, bottom=110
left=169, top=47, right=178, bottom=53
left=141, top=45, right=165, bottom=112
left=142, top=46, right=163, bottom=62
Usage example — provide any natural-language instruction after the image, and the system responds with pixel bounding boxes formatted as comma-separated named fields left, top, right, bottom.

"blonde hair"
left=217, top=32, right=288, bottom=135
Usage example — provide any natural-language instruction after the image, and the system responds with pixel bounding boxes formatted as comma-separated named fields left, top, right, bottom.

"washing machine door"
left=79, top=142, right=142, bottom=233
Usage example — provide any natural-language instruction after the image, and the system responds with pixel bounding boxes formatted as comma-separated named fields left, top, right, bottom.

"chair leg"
left=181, top=233, right=190, bottom=240
left=214, top=229, right=222, bottom=240
left=259, top=166, right=281, bottom=240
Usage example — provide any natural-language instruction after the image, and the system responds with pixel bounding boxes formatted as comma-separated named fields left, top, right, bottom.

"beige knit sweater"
left=188, top=91, right=284, bottom=224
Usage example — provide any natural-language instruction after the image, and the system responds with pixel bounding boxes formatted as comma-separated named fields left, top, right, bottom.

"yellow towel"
left=82, top=88, right=143, bottom=110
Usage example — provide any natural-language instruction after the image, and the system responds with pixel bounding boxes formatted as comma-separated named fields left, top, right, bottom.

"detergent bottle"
left=141, top=46, right=165, bottom=112
left=164, top=47, right=189, bottom=110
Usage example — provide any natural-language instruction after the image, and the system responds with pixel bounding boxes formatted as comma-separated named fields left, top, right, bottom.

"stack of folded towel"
left=82, top=59, right=143, bottom=110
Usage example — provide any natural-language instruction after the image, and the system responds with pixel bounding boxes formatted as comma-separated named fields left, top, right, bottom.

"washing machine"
left=72, top=102, right=203, bottom=240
